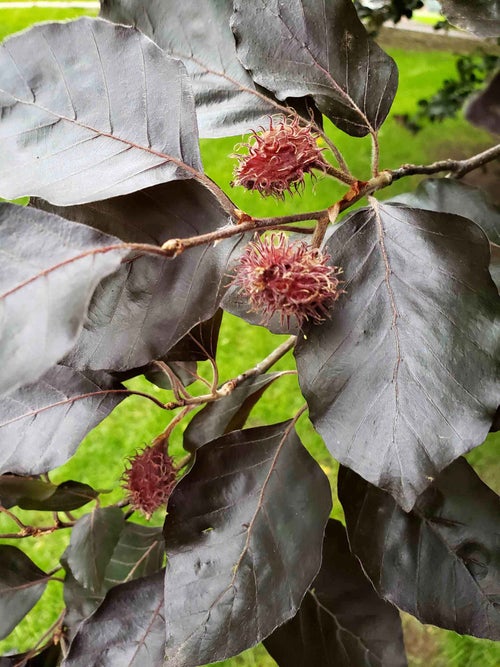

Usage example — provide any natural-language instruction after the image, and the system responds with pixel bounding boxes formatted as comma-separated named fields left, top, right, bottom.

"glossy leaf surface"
left=0, top=365, right=125, bottom=475
left=0, top=18, right=202, bottom=205
left=264, top=519, right=407, bottom=667
left=391, top=178, right=500, bottom=245
left=163, top=422, right=332, bottom=666
left=440, top=1, right=500, bottom=37
left=34, top=181, right=245, bottom=372
left=63, top=522, right=165, bottom=640
left=0, top=476, right=97, bottom=511
left=183, top=372, right=284, bottom=451
left=0, top=204, right=126, bottom=396
left=63, top=571, right=165, bottom=667
left=64, top=507, right=125, bottom=593
left=100, top=0, right=276, bottom=137
left=231, top=0, right=398, bottom=136
left=296, top=201, right=500, bottom=510
left=339, top=459, right=500, bottom=639
left=0, top=546, right=48, bottom=640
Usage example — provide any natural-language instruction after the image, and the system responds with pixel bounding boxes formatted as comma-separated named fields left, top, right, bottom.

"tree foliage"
left=0, top=1, right=499, bottom=665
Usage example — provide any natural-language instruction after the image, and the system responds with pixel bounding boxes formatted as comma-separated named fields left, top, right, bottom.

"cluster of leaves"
left=396, top=52, right=499, bottom=133
left=354, top=0, right=424, bottom=35
left=0, top=1, right=499, bottom=666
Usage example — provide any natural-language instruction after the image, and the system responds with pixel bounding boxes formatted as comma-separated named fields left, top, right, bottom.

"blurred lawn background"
left=0, top=3, right=499, bottom=665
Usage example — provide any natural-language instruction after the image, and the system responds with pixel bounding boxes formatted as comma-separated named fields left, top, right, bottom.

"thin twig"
left=163, top=337, right=296, bottom=411
left=371, top=131, right=380, bottom=176
left=160, top=139, right=500, bottom=258
left=391, top=143, right=500, bottom=181
left=0, top=505, right=27, bottom=530
left=323, top=162, right=356, bottom=185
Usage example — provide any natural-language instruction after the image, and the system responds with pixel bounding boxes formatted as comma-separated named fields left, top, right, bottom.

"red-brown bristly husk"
left=122, top=439, right=177, bottom=519
left=232, top=233, right=344, bottom=328
left=232, top=116, right=329, bottom=199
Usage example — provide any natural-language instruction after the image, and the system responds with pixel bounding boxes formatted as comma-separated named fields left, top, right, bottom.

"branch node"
left=161, top=238, right=184, bottom=257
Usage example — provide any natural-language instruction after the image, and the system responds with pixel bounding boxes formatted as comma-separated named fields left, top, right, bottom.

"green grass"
left=0, top=7, right=499, bottom=666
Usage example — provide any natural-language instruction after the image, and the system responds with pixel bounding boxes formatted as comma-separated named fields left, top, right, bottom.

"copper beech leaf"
left=0, top=17, right=201, bottom=205
left=183, top=372, right=285, bottom=452
left=339, top=458, right=500, bottom=640
left=0, top=644, right=61, bottom=667
left=0, top=546, right=49, bottom=640
left=65, top=507, right=125, bottom=594
left=99, top=0, right=277, bottom=138
left=466, top=71, right=500, bottom=135
left=62, top=522, right=165, bottom=642
left=0, top=204, right=127, bottom=396
left=440, top=0, right=500, bottom=37
left=391, top=178, right=500, bottom=245
left=0, top=365, right=125, bottom=475
left=231, top=0, right=398, bottom=137
left=0, top=476, right=98, bottom=511
left=296, top=201, right=500, bottom=511
left=162, top=421, right=332, bottom=666
left=63, top=571, right=166, bottom=667
left=263, top=519, right=407, bottom=667
left=33, top=181, right=245, bottom=372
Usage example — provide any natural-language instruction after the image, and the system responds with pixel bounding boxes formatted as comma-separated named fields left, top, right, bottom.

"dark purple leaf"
left=183, top=372, right=284, bottom=452
left=0, top=476, right=98, bottom=511
left=0, top=365, right=125, bottom=475
left=222, top=282, right=299, bottom=335
left=0, top=18, right=202, bottom=205
left=296, top=202, right=500, bottom=510
left=339, top=458, right=500, bottom=640
left=231, top=0, right=398, bottom=137
left=440, top=1, right=500, bottom=37
left=99, top=0, right=277, bottom=138
left=0, top=204, right=127, bottom=395
left=0, top=476, right=56, bottom=509
left=162, top=421, right=332, bottom=666
left=142, top=310, right=224, bottom=389
left=142, top=361, right=198, bottom=391
left=466, top=70, right=500, bottom=134
left=391, top=178, right=500, bottom=245
left=264, top=519, right=407, bottom=667
left=63, top=570, right=166, bottom=667
left=0, top=644, right=61, bottom=667
left=64, top=507, right=125, bottom=593
left=391, top=178, right=500, bottom=291
left=63, top=522, right=165, bottom=640
left=163, top=309, right=223, bottom=362
left=33, top=181, right=246, bottom=372
left=0, top=546, right=49, bottom=640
